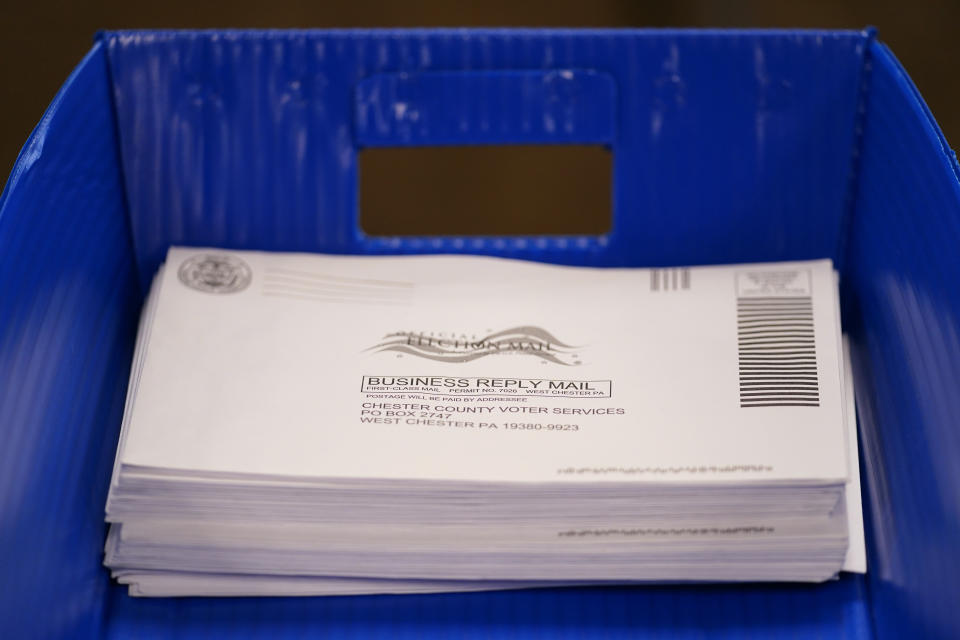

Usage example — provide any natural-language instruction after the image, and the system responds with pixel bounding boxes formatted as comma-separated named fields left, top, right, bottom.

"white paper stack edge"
left=104, top=248, right=865, bottom=596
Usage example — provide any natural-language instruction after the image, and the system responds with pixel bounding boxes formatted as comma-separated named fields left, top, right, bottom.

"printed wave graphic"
left=368, top=326, right=580, bottom=365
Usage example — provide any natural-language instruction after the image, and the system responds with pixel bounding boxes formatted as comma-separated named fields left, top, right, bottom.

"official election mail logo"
left=178, top=254, right=252, bottom=294
left=369, top=327, right=582, bottom=365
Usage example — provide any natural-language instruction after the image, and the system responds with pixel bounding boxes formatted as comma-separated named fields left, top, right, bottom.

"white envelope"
left=119, top=249, right=848, bottom=486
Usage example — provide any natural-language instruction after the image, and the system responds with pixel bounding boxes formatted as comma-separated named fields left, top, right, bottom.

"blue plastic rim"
left=0, top=29, right=958, bottom=639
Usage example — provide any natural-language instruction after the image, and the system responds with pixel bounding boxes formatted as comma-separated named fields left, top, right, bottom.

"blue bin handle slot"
left=353, top=70, right=617, bottom=148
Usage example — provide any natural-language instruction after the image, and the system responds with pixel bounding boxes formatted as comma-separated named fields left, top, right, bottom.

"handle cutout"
left=359, top=145, right=612, bottom=237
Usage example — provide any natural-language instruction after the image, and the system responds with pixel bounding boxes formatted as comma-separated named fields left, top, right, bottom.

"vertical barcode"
left=650, top=268, right=691, bottom=292
left=738, top=296, right=819, bottom=407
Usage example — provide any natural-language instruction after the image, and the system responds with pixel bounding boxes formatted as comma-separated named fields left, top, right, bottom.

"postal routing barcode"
left=738, top=296, right=820, bottom=407
left=650, top=268, right=690, bottom=292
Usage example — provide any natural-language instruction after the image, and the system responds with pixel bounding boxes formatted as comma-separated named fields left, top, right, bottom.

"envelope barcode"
left=738, top=296, right=819, bottom=407
left=650, top=268, right=690, bottom=291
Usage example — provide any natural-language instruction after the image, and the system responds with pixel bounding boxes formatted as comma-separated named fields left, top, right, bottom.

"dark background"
left=2, top=1, right=956, bottom=235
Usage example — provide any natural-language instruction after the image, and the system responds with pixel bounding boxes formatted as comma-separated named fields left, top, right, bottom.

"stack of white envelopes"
left=105, top=248, right=865, bottom=596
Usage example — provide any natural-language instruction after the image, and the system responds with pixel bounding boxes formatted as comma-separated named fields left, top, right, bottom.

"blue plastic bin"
left=1, top=28, right=958, bottom=639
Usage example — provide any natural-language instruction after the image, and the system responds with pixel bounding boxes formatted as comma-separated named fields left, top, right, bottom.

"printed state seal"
left=178, top=254, right=252, bottom=294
